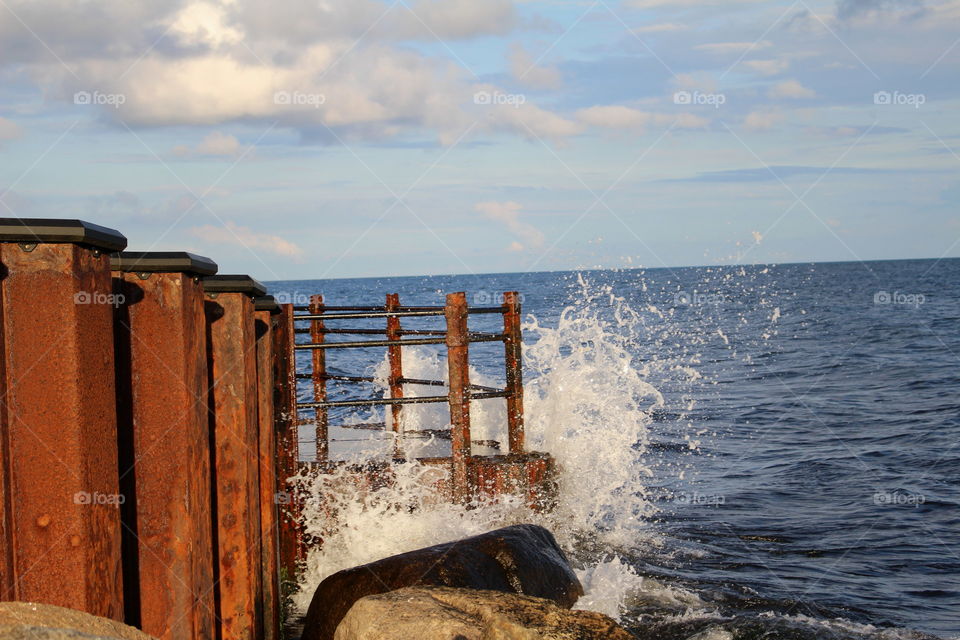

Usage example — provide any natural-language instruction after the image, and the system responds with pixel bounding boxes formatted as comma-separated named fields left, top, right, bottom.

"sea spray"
left=291, top=279, right=694, bottom=618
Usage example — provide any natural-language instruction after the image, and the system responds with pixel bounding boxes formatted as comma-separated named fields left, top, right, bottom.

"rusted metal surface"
left=308, top=296, right=328, bottom=462
left=204, top=286, right=263, bottom=640
left=444, top=292, right=471, bottom=504
left=254, top=308, right=280, bottom=640
left=385, top=294, right=404, bottom=441
left=112, top=255, right=216, bottom=640
left=502, top=291, right=525, bottom=454
left=0, top=236, right=125, bottom=619
left=272, top=304, right=303, bottom=594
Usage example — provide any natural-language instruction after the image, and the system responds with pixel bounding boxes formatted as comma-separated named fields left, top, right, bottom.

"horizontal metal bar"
left=299, top=395, right=449, bottom=408
left=297, top=390, right=508, bottom=409
left=294, top=328, right=447, bottom=336
left=296, top=310, right=445, bottom=320
left=295, top=337, right=446, bottom=350
left=295, top=332, right=505, bottom=350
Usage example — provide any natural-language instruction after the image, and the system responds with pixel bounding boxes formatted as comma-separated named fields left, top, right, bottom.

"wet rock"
left=333, top=586, right=634, bottom=640
left=0, top=602, right=156, bottom=640
left=302, top=524, right=583, bottom=640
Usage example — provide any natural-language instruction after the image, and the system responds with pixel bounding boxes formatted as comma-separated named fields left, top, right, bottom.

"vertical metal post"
left=385, top=293, right=404, bottom=454
left=203, top=275, right=266, bottom=640
left=272, top=303, right=303, bottom=598
left=444, top=292, right=471, bottom=503
left=309, top=295, right=328, bottom=462
left=0, top=219, right=126, bottom=620
left=502, top=291, right=525, bottom=454
left=253, top=297, right=280, bottom=640
left=111, top=252, right=217, bottom=640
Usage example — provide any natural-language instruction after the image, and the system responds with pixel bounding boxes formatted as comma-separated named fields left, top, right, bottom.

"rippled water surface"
left=270, top=258, right=959, bottom=639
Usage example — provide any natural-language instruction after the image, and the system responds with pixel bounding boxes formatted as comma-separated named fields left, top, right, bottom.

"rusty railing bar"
left=294, top=332, right=505, bottom=350
left=293, top=328, right=447, bottom=336
left=309, top=295, right=328, bottom=462
left=294, top=308, right=503, bottom=321
left=445, top=291, right=471, bottom=504
left=297, top=390, right=507, bottom=409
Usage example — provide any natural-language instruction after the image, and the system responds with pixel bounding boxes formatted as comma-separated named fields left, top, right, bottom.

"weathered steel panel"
left=113, top=270, right=215, bottom=640
left=0, top=242, right=124, bottom=619
left=205, top=291, right=262, bottom=640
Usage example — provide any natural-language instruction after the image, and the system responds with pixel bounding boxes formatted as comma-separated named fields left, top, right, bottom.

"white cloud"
left=631, top=23, right=688, bottom=34
left=695, top=41, right=772, bottom=54
left=0, top=117, right=21, bottom=142
left=576, top=105, right=709, bottom=132
left=475, top=201, right=545, bottom=250
left=190, top=221, right=304, bottom=258
left=768, top=79, right=816, bottom=99
left=743, top=109, right=784, bottom=131
left=743, top=58, right=790, bottom=76
left=509, top=44, right=562, bottom=90
left=174, top=131, right=246, bottom=157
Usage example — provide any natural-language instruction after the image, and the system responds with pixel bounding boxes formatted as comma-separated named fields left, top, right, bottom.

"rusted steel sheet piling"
left=203, top=274, right=266, bottom=640
left=111, top=251, right=218, bottom=640
left=0, top=218, right=126, bottom=619
left=272, top=303, right=303, bottom=593
left=502, top=291, right=525, bottom=454
left=444, top=292, right=471, bottom=503
left=253, top=295, right=281, bottom=640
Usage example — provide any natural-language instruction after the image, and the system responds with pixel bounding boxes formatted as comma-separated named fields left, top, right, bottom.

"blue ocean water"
left=269, top=258, right=959, bottom=639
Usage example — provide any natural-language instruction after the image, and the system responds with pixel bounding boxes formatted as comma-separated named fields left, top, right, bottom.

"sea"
left=267, top=257, right=959, bottom=639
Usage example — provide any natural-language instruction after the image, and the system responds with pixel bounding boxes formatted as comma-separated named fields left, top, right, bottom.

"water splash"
left=290, top=279, right=689, bottom=618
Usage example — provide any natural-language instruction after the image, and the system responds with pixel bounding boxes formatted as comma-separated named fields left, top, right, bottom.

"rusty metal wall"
left=0, top=242, right=124, bottom=619
left=254, top=310, right=280, bottom=640
left=205, top=292, right=262, bottom=640
left=113, top=271, right=215, bottom=640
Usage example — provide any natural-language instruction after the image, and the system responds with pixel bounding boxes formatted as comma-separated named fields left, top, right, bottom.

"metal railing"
left=287, top=291, right=524, bottom=501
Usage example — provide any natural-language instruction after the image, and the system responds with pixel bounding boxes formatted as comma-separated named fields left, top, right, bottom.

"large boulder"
left=0, top=602, right=156, bottom=640
left=334, top=587, right=635, bottom=640
left=302, top=524, right=583, bottom=640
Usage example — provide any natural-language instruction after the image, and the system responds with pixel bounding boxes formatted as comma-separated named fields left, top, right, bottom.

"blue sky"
left=0, top=0, right=957, bottom=279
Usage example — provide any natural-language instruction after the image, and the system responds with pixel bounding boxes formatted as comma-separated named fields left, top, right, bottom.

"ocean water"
left=268, top=258, right=959, bottom=639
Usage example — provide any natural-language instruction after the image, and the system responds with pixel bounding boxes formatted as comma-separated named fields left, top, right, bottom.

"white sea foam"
left=290, top=280, right=695, bottom=618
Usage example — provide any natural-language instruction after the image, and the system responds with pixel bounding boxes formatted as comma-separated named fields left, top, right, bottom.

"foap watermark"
left=674, top=90, right=725, bottom=109
left=474, top=90, right=526, bottom=108
left=873, top=491, right=925, bottom=507
left=272, top=291, right=315, bottom=306
left=873, top=91, right=925, bottom=109
left=74, top=491, right=125, bottom=506
left=274, top=90, right=326, bottom=108
left=74, top=90, right=126, bottom=109
left=874, top=291, right=925, bottom=308
left=674, top=492, right=725, bottom=506
left=473, top=291, right=526, bottom=305
left=674, top=291, right=730, bottom=306
left=74, top=291, right=125, bottom=307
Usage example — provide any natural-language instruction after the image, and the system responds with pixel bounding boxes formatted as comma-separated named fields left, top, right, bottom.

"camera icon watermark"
left=873, top=90, right=925, bottom=109
left=274, top=91, right=326, bottom=108
left=74, top=291, right=125, bottom=308
left=874, top=291, right=925, bottom=308
left=272, top=292, right=313, bottom=306
left=673, top=90, right=725, bottom=109
left=73, top=91, right=126, bottom=109
left=474, top=91, right=526, bottom=108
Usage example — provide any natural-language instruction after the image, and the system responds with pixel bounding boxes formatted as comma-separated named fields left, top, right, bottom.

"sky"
left=0, top=0, right=957, bottom=280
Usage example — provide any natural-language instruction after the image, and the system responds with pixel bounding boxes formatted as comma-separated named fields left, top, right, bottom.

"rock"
left=333, top=586, right=635, bottom=640
left=302, top=524, right=583, bottom=640
left=0, top=602, right=156, bottom=640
